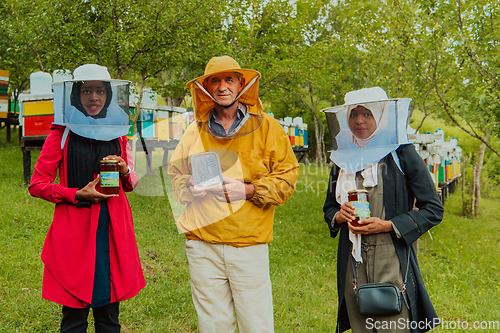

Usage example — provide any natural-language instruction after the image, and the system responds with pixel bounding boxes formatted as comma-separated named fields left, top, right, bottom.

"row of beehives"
left=134, top=110, right=310, bottom=149
left=409, top=130, right=462, bottom=188
left=14, top=70, right=310, bottom=149
left=272, top=114, right=308, bottom=149
left=0, top=70, right=10, bottom=117
left=13, top=70, right=187, bottom=140
left=16, top=93, right=189, bottom=140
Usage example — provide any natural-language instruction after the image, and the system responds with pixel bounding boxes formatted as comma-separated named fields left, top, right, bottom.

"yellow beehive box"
left=0, top=96, right=8, bottom=117
left=23, top=100, right=54, bottom=116
left=172, top=113, right=182, bottom=124
left=154, top=110, right=170, bottom=141
left=0, top=69, right=9, bottom=80
left=155, top=119, right=170, bottom=141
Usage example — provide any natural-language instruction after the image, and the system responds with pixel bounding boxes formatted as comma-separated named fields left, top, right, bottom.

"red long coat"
left=29, top=125, right=145, bottom=308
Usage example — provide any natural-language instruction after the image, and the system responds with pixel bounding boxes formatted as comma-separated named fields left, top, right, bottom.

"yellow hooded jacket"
left=168, top=56, right=299, bottom=247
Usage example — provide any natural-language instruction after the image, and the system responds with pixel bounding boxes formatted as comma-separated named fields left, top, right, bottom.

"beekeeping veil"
left=53, top=64, right=130, bottom=141
left=322, top=87, right=411, bottom=174
left=186, top=56, right=263, bottom=139
left=323, top=87, right=411, bottom=263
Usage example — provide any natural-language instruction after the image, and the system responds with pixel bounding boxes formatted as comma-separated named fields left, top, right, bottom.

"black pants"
left=60, top=302, right=120, bottom=333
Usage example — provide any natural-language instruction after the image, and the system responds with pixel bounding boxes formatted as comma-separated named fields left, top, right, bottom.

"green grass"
left=0, top=127, right=499, bottom=332
left=419, top=191, right=500, bottom=330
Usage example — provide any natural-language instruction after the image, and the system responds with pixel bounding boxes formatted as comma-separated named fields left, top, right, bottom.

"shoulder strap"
left=351, top=247, right=411, bottom=294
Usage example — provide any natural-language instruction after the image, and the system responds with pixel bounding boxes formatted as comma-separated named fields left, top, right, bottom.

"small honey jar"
left=348, top=189, right=370, bottom=225
left=99, top=159, right=120, bottom=194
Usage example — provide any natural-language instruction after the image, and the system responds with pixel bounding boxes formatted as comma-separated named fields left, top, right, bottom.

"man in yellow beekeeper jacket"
left=168, top=56, right=299, bottom=332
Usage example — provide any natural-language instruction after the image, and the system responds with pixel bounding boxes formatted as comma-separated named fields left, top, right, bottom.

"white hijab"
left=337, top=101, right=387, bottom=263
left=347, top=101, right=388, bottom=148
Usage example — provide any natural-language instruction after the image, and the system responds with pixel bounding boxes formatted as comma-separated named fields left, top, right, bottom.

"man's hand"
left=347, top=217, right=393, bottom=234
left=209, top=177, right=254, bottom=202
left=186, top=176, right=208, bottom=198
left=75, top=175, right=118, bottom=203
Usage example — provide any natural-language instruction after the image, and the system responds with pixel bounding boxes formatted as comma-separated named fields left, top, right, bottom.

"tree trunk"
left=311, top=110, right=325, bottom=165
left=130, top=76, right=147, bottom=170
left=303, top=154, right=311, bottom=166
left=461, top=155, right=467, bottom=216
left=471, top=161, right=476, bottom=216
left=308, top=84, right=326, bottom=165
left=166, top=97, right=184, bottom=107
left=407, top=102, right=415, bottom=126
left=472, top=132, right=489, bottom=215
left=281, top=84, right=327, bottom=165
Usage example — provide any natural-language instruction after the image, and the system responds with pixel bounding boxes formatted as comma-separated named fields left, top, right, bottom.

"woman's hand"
left=347, top=217, right=393, bottom=234
left=75, top=175, right=118, bottom=203
left=336, top=202, right=356, bottom=224
left=103, top=155, right=128, bottom=175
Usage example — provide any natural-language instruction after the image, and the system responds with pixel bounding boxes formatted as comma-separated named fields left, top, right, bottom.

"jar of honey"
left=99, top=160, right=120, bottom=194
left=348, top=189, right=370, bottom=225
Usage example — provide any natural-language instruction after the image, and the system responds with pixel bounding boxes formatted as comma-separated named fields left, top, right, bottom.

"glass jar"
left=99, top=160, right=120, bottom=194
left=348, top=189, right=370, bottom=225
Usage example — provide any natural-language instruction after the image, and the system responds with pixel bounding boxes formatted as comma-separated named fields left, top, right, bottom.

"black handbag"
left=352, top=248, right=411, bottom=316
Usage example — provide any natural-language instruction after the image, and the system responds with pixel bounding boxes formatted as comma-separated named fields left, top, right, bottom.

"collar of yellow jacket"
left=186, top=56, right=263, bottom=122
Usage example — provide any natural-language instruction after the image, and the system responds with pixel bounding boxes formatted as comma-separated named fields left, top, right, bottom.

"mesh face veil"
left=186, top=56, right=264, bottom=139
left=322, top=87, right=411, bottom=174
left=53, top=64, right=131, bottom=141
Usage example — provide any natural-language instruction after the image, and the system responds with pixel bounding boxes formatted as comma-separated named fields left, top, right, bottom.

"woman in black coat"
left=322, top=88, right=443, bottom=333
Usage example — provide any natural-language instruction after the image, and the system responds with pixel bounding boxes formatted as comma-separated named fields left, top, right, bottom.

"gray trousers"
left=344, top=232, right=410, bottom=333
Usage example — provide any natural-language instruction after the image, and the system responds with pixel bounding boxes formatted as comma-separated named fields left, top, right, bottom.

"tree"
left=0, top=1, right=39, bottom=112
left=338, top=0, right=499, bottom=213
left=398, top=0, right=499, bottom=214
left=4, top=0, right=226, bottom=138
left=4, top=0, right=225, bottom=90
left=221, top=0, right=356, bottom=164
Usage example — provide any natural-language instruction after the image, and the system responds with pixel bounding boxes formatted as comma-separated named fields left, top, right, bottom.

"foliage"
left=392, top=0, right=500, bottom=155
left=220, top=0, right=356, bottom=163
left=0, top=1, right=38, bottom=107
left=2, top=0, right=223, bottom=102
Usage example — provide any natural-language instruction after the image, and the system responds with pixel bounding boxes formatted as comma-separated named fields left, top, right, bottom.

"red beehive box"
left=24, top=114, right=54, bottom=136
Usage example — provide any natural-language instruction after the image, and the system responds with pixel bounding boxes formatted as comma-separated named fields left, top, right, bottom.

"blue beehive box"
left=303, top=125, right=308, bottom=147
left=139, top=109, right=154, bottom=122
left=140, top=121, right=155, bottom=138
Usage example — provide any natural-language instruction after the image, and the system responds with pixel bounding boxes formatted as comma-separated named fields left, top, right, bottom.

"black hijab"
left=70, top=81, right=112, bottom=119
